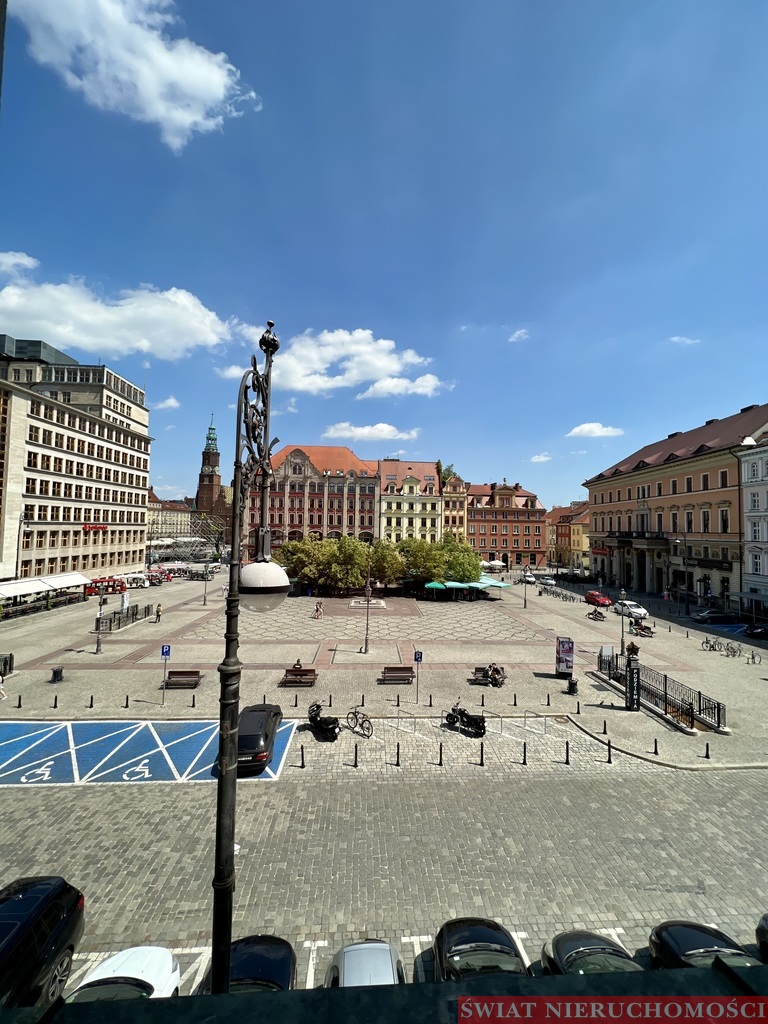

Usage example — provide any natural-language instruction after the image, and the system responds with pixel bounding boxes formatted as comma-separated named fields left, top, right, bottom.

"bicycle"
left=724, top=642, right=742, bottom=658
left=744, top=649, right=762, bottom=665
left=346, top=704, right=373, bottom=738
left=701, top=637, right=723, bottom=652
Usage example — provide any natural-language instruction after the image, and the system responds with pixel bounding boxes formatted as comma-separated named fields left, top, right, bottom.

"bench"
left=470, top=666, right=507, bottom=685
left=165, top=669, right=202, bottom=689
left=379, top=665, right=415, bottom=685
left=279, top=667, right=318, bottom=687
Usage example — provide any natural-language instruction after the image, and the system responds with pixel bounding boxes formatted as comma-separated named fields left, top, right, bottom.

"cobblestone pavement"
left=1, top=583, right=767, bottom=993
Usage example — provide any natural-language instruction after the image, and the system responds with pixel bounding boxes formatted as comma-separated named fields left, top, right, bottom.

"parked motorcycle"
left=308, top=702, right=341, bottom=742
left=586, top=609, right=606, bottom=621
left=445, top=700, right=486, bottom=738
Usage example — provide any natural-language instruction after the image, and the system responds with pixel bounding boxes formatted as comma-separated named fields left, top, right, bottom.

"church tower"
left=195, top=418, right=222, bottom=512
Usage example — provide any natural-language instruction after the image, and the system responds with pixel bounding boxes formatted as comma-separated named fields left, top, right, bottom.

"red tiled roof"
left=271, top=445, right=378, bottom=477
left=378, top=459, right=440, bottom=489
left=585, top=404, right=768, bottom=484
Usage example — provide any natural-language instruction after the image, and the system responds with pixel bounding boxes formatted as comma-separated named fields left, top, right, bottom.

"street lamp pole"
left=673, top=534, right=690, bottom=617
left=203, top=562, right=210, bottom=606
left=363, top=549, right=372, bottom=654
left=95, top=585, right=106, bottom=655
left=523, top=576, right=528, bottom=609
left=619, top=587, right=627, bottom=656
left=210, top=321, right=290, bottom=995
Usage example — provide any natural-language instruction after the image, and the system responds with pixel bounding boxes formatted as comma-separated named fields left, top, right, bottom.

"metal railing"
left=597, top=652, right=726, bottom=731
left=96, top=604, right=153, bottom=632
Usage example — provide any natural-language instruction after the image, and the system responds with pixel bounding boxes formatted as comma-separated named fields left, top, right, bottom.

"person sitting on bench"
left=292, top=659, right=303, bottom=670
left=486, top=662, right=501, bottom=682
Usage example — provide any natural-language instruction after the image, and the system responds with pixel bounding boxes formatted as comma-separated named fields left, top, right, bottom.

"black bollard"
left=52, top=694, right=58, bottom=710
left=565, top=740, right=570, bottom=765
left=396, top=742, right=400, bottom=767
left=607, top=739, right=613, bottom=764
left=89, top=694, right=94, bottom=709
left=546, top=693, right=551, bottom=707
left=576, top=700, right=580, bottom=715
left=361, top=694, right=365, bottom=708
left=354, top=743, right=358, bottom=768
left=191, top=694, right=196, bottom=709
left=300, top=744, right=305, bottom=769
left=479, top=741, right=485, bottom=767
left=429, top=694, right=433, bottom=708
left=16, top=695, right=22, bottom=709
left=705, top=742, right=711, bottom=760
left=522, top=741, right=527, bottom=765
left=669, top=625, right=671, bottom=632
left=263, top=693, right=266, bottom=705
left=513, top=693, right=517, bottom=707
left=328, top=694, right=332, bottom=708
left=438, top=742, right=443, bottom=767
left=294, top=693, right=298, bottom=708
left=602, top=719, right=607, bottom=735
left=396, top=693, right=400, bottom=707
left=686, top=630, right=689, bottom=639
left=653, top=738, right=659, bottom=756
left=480, top=693, right=485, bottom=707
left=124, top=694, right=129, bottom=709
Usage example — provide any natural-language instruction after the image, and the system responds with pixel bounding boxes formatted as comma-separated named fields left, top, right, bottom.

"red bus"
left=84, top=577, right=128, bottom=596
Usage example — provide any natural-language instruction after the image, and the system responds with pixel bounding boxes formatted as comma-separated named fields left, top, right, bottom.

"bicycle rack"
left=395, top=707, right=417, bottom=733
left=522, top=710, right=549, bottom=736
left=483, top=709, right=504, bottom=736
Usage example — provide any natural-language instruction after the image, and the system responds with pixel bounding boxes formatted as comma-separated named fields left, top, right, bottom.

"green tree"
left=442, top=534, right=482, bottom=583
left=370, top=540, right=406, bottom=589
left=322, top=535, right=368, bottom=593
left=398, top=538, right=448, bottom=583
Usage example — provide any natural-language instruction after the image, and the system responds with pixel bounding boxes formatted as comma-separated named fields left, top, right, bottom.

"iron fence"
left=597, top=653, right=726, bottom=731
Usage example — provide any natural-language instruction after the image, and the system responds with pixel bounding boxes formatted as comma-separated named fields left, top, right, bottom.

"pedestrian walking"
left=317, top=600, right=324, bottom=620
left=154, top=603, right=163, bottom=623
left=313, top=601, right=321, bottom=620
left=0, top=672, right=6, bottom=701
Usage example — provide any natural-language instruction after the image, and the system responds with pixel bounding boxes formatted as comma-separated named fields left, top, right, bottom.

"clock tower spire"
left=195, top=416, right=221, bottom=512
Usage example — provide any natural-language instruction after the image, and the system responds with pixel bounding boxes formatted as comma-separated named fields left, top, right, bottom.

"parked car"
left=521, top=573, right=536, bottom=585
left=691, top=609, right=741, bottom=625
left=756, top=915, right=768, bottom=963
left=648, top=920, right=760, bottom=969
left=541, top=930, right=643, bottom=976
left=745, top=623, right=768, bottom=640
left=323, top=940, right=406, bottom=987
left=614, top=600, right=649, bottom=619
left=196, top=935, right=296, bottom=994
left=538, top=577, right=557, bottom=587
left=585, top=591, right=612, bottom=608
left=236, top=704, right=283, bottom=775
left=434, top=917, right=531, bottom=981
left=0, top=876, right=85, bottom=1009
left=66, top=947, right=181, bottom=1002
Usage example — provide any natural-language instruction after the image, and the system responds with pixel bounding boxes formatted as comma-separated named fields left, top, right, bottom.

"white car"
left=521, top=573, right=536, bottom=585
left=66, top=947, right=181, bottom=1002
left=539, top=576, right=557, bottom=587
left=324, top=940, right=407, bottom=987
left=613, top=600, right=649, bottom=620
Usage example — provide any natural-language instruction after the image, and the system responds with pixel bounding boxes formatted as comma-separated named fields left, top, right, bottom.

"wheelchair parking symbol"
left=122, top=759, right=153, bottom=781
left=21, top=760, right=56, bottom=783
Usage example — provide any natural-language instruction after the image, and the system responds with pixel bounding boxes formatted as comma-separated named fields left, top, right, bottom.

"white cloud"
left=508, top=328, right=530, bottom=343
left=356, top=374, right=447, bottom=399
left=11, top=0, right=260, bottom=152
left=566, top=422, right=624, bottom=438
left=570, top=450, right=588, bottom=455
left=0, top=252, right=234, bottom=360
left=669, top=335, right=701, bottom=346
left=530, top=452, right=552, bottom=463
left=0, top=251, right=39, bottom=276
left=164, top=424, right=176, bottom=431
left=322, top=422, right=421, bottom=442
left=154, top=395, right=180, bottom=410
left=285, top=397, right=298, bottom=414
left=213, top=364, right=246, bottom=380
left=141, top=360, right=151, bottom=369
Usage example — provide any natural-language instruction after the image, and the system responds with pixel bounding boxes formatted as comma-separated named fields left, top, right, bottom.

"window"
left=685, top=477, right=692, bottom=492
left=671, top=479, right=678, bottom=495
left=701, top=510, right=710, bottom=533
left=720, top=470, right=728, bottom=488
left=751, top=522, right=760, bottom=542
left=720, top=509, right=729, bottom=533
left=656, top=482, right=662, bottom=496
left=750, top=462, right=759, bottom=479
left=750, top=492, right=760, bottom=510
left=752, top=553, right=762, bottom=575
left=702, top=473, right=709, bottom=491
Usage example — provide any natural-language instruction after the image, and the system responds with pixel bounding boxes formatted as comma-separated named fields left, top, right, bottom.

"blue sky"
left=1, top=0, right=766, bottom=507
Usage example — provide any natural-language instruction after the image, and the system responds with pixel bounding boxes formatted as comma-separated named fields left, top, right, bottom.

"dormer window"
left=292, top=464, right=303, bottom=475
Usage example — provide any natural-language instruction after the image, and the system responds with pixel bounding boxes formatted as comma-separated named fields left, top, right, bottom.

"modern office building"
left=0, top=334, right=151, bottom=583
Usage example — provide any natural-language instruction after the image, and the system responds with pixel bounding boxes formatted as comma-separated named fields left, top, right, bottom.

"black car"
left=196, top=935, right=297, bottom=994
left=541, top=930, right=644, bottom=976
left=690, top=609, right=740, bottom=625
left=649, top=920, right=760, bottom=970
left=0, top=875, right=85, bottom=1009
left=756, top=915, right=768, bottom=963
left=745, top=623, right=768, bottom=640
left=434, top=917, right=531, bottom=981
left=237, top=703, right=283, bottom=775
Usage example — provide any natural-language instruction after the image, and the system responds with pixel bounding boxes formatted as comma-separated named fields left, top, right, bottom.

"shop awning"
left=425, top=581, right=446, bottom=590
left=38, top=572, right=92, bottom=590
left=0, top=579, right=55, bottom=599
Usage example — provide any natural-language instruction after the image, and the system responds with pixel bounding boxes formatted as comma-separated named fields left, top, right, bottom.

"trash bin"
left=51, top=667, right=64, bottom=683
left=567, top=677, right=578, bottom=695
left=0, top=653, right=14, bottom=676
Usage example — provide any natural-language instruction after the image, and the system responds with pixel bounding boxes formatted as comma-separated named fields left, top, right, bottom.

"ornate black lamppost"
left=95, top=584, right=106, bottom=655
left=619, top=587, right=627, bottom=656
left=362, top=548, right=372, bottom=654
left=210, top=321, right=290, bottom=995
left=672, top=535, right=690, bottom=617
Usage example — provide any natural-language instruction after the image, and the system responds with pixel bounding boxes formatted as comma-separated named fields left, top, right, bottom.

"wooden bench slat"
left=165, top=669, right=201, bottom=689
left=279, top=667, right=318, bottom=687
left=379, top=665, right=415, bottom=684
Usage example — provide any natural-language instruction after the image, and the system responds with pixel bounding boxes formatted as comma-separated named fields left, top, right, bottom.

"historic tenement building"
left=465, top=481, right=547, bottom=568
left=585, top=403, right=768, bottom=605
left=378, top=459, right=442, bottom=544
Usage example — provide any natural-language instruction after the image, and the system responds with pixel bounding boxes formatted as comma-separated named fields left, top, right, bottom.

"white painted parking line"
left=402, top=934, right=433, bottom=958
left=509, top=931, right=531, bottom=971
left=303, top=939, right=328, bottom=989
left=188, top=951, right=211, bottom=993
left=597, top=926, right=628, bottom=950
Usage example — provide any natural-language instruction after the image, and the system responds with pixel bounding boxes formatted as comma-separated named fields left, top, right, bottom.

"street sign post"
left=414, top=650, right=423, bottom=704
left=161, top=645, right=171, bottom=705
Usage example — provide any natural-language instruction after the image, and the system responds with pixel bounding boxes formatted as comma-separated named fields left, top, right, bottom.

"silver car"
left=323, top=940, right=407, bottom=987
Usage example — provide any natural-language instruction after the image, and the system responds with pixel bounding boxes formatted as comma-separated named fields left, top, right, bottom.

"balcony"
left=604, top=531, right=668, bottom=547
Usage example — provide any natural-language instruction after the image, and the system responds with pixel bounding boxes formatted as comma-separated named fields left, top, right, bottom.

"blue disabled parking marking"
left=0, top=720, right=297, bottom=785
